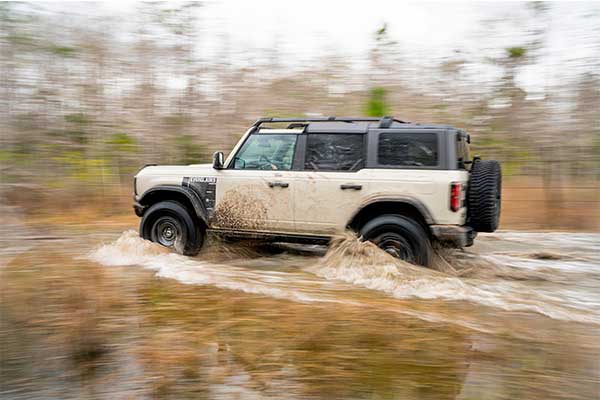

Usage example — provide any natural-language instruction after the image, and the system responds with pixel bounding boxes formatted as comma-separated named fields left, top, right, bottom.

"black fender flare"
left=347, top=196, right=435, bottom=228
left=137, top=185, right=209, bottom=225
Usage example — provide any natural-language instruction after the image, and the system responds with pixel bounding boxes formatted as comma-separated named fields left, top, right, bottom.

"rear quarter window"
left=377, top=132, right=438, bottom=167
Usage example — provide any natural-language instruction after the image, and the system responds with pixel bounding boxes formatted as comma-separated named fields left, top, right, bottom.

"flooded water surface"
left=1, top=223, right=599, bottom=399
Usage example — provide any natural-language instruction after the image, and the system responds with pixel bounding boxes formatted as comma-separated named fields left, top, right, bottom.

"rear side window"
left=305, top=134, right=365, bottom=171
left=378, top=132, right=438, bottom=167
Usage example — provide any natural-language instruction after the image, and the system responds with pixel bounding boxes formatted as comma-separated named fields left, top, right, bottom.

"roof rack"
left=252, top=116, right=407, bottom=129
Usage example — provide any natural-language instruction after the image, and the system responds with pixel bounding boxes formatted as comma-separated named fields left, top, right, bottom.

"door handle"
left=340, top=184, right=362, bottom=190
left=268, top=181, right=289, bottom=188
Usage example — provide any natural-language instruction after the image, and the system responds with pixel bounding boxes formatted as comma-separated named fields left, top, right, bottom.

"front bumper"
left=430, top=225, right=476, bottom=248
left=133, top=198, right=145, bottom=217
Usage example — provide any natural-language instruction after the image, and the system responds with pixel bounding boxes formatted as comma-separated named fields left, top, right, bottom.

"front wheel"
left=360, top=215, right=432, bottom=267
left=140, top=200, right=204, bottom=256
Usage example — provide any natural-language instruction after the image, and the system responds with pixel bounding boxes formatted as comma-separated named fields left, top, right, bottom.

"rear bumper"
left=430, top=225, right=476, bottom=248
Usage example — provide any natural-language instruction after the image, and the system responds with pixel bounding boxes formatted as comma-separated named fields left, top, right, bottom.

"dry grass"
left=3, top=184, right=136, bottom=230
left=501, top=177, right=600, bottom=231
left=5, top=177, right=600, bottom=233
left=25, top=204, right=137, bottom=230
left=0, top=250, right=131, bottom=375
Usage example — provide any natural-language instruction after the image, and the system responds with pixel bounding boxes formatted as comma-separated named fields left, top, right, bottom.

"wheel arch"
left=347, top=197, right=434, bottom=234
left=138, top=185, right=208, bottom=226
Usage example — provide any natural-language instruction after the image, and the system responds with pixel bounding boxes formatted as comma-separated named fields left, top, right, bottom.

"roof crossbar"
left=253, top=116, right=406, bottom=129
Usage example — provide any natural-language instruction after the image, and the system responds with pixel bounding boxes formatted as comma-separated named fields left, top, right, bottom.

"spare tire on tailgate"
left=467, top=160, right=502, bottom=232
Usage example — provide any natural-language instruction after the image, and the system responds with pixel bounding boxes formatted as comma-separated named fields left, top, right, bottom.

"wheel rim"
left=375, top=233, right=415, bottom=262
left=151, top=216, right=181, bottom=248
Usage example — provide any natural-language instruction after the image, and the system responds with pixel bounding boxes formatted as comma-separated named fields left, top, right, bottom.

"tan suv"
left=133, top=117, right=501, bottom=266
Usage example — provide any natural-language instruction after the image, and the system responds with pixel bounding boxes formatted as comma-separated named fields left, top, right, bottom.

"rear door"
left=213, top=131, right=298, bottom=232
left=293, top=133, right=368, bottom=235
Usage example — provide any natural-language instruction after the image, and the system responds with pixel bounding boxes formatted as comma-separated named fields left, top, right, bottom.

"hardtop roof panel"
left=305, top=121, right=371, bottom=133
left=305, top=122, right=456, bottom=133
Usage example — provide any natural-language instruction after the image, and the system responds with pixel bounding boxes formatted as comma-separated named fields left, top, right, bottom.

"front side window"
left=378, top=132, right=438, bottom=167
left=305, top=134, right=365, bottom=171
left=233, top=134, right=297, bottom=170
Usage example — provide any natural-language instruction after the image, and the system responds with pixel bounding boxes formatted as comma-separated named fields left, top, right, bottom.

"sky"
left=41, top=1, right=600, bottom=93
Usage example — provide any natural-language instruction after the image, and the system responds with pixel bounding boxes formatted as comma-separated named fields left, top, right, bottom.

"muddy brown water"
left=1, top=217, right=599, bottom=399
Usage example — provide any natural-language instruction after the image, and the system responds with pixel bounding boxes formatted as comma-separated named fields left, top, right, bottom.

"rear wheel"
left=360, top=214, right=432, bottom=266
left=140, top=200, right=204, bottom=256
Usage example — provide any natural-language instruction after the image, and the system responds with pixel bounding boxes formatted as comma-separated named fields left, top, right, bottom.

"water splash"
left=88, top=230, right=171, bottom=265
left=88, top=230, right=342, bottom=304
left=306, top=233, right=600, bottom=325
left=88, top=230, right=600, bottom=325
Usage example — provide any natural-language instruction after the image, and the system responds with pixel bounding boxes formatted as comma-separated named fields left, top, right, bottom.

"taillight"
left=450, top=182, right=462, bottom=212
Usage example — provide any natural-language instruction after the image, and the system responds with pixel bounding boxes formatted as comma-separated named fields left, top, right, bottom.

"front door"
left=212, top=132, right=298, bottom=233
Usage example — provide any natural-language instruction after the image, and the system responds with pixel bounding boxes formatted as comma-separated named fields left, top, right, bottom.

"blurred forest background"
left=1, top=1, right=598, bottom=230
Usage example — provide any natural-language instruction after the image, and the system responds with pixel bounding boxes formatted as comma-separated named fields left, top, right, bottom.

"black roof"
left=253, top=116, right=458, bottom=133
left=305, top=121, right=456, bottom=133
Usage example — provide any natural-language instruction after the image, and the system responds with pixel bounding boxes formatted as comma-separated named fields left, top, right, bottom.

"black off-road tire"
left=140, top=200, right=204, bottom=256
left=360, top=214, right=432, bottom=267
left=467, top=160, right=502, bottom=232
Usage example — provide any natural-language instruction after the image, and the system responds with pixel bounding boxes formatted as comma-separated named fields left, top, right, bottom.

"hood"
left=136, top=163, right=214, bottom=177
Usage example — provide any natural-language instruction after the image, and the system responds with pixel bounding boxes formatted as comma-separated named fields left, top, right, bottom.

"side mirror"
left=212, top=151, right=224, bottom=170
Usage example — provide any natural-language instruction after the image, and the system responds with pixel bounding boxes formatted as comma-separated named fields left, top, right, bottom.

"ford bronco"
left=133, top=116, right=501, bottom=266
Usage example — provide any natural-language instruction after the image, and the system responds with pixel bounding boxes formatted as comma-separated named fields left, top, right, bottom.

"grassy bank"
left=4, top=177, right=599, bottom=233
